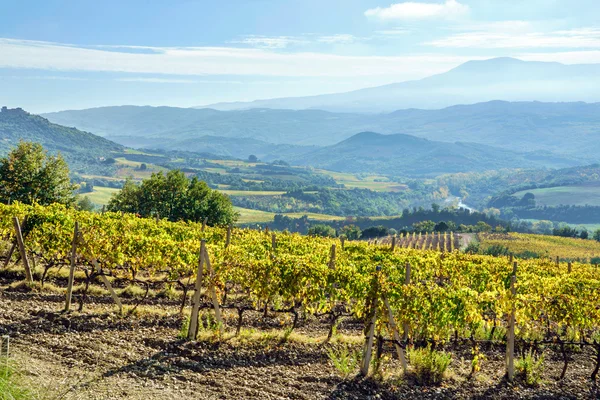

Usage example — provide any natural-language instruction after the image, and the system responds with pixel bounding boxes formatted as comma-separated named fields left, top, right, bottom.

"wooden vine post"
left=506, top=261, right=517, bottom=382
left=328, top=244, right=336, bottom=269
left=271, top=233, right=277, bottom=251
left=202, top=244, right=223, bottom=328
left=556, top=256, right=559, bottom=267
left=402, top=262, right=411, bottom=341
left=360, top=265, right=381, bottom=376
left=568, top=262, right=572, bottom=273
left=340, top=236, right=345, bottom=250
left=225, top=225, right=232, bottom=248
left=201, top=217, right=208, bottom=232
left=91, top=259, right=123, bottom=314
left=12, top=216, right=33, bottom=283
left=391, top=236, right=396, bottom=251
left=381, top=270, right=408, bottom=373
left=188, top=240, right=206, bottom=340
left=64, top=222, right=79, bottom=312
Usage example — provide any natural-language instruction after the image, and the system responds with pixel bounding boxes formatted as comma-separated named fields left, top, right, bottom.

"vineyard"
left=1, top=203, right=600, bottom=398
left=478, top=232, right=600, bottom=262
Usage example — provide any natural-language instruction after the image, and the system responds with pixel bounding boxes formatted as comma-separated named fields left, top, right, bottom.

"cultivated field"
left=513, top=182, right=600, bottom=206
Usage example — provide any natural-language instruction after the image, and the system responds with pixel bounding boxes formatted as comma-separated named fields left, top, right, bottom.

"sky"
left=2, top=0, right=600, bottom=112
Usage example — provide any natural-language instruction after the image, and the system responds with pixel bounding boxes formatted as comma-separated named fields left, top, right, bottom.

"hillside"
left=0, top=106, right=123, bottom=174
left=288, top=132, right=576, bottom=176
left=203, top=57, right=600, bottom=113
left=42, top=101, right=600, bottom=162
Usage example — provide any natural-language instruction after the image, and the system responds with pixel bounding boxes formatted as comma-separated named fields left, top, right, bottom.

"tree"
left=340, top=224, right=361, bottom=240
left=434, top=221, right=448, bottom=232
left=0, top=141, right=76, bottom=206
left=580, top=229, right=589, bottom=240
left=593, top=229, right=600, bottom=242
left=307, top=224, right=336, bottom=238
left=139, top=163, right=148, bottom=171
left=361, top=225, right=389, bottom=239
left=76, top=196, right=95, bottom=212
left=248, top=155, right=258, bottom=163
left=107, top=170, right=236, bottom=225
left=412, top=220, right=435, bottom=233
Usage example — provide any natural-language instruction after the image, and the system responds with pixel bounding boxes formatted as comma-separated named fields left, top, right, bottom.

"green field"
left=221, top=190, right=286, bottom=196
left=316, top=169, right=406, bottom=192
left=86, top=186, right=120, bottom=206
left=234, top=206, right=344, bottom=224
left=514, top=182, right=600, bottom=206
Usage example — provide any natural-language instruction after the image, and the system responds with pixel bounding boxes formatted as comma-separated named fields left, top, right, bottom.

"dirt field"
left=1, top=284, right=599, bottom=400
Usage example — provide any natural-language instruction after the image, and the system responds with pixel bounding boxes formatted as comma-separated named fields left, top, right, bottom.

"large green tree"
left=107, top=170, right=236, bottom=225
left=0, top=141, right=76, bottom=205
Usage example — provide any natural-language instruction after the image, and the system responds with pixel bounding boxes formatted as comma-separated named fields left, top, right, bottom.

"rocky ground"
left=0, top=282, right=599, bottom=399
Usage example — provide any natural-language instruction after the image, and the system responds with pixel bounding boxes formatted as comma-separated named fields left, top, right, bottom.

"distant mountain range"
left=2, top=106, right=584, bottom=176
left=287, top=132, right=578, bottom=176
left=43, top=101, right=600, bottom=163
left=202, top=58, right=600, bottom=113
left=0, top=107, right=122, bottom=174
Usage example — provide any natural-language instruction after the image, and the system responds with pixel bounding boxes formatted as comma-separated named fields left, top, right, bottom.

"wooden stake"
left=201, top=217, right=208, bottom=232
left=391, top=236, right=396, bottom=251
left=202, top=245, right=223, bottom=327
left=225, top=225, right=232, bottom=248
left=361, top=304, right=377, bottom=376
left=12, top=217, right=33, bottom=283
left=506, top=274, right=516, bottom=382
left=329, top=244, right=336, bottom=269
left=556, top=256, right=559, bottom=267
left=383, top=296, right=408, bottom=373
left=271, top=233, right=276, bottom=251
left=91, top=259, right=123, bottom=314
left=64, top=222, right=79, bottom=312
left=188, top=240, right=206, bottom=340
left=403, top=262, right=411, bottom=341
left=568, top=262, right=572, bottom=273
left=512, top=261, right=518, bottom=275
left=341, top=236, right=345, bottom=250
left=2, top=242, right=16, bottom=269
left=361, top=266, right=380, bottom=376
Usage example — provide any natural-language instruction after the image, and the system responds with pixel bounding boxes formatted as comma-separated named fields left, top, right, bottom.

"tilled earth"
left=1, top=289, right=599, bottom=399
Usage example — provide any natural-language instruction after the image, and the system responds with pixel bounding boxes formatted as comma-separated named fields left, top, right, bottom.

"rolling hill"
left=288, top=132, right=577, bottom=176
left=43, top=101, right=600, bottom=163
left=0, top=106, right=123, bottom=174
left=203, top=57, right=600, bottom=113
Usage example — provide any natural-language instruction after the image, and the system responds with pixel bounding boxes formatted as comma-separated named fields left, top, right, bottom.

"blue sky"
left=2, top=0, right=600, bottom=112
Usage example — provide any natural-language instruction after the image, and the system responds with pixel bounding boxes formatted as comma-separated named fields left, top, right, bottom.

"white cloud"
left=365, top=0, right=469, bottom=21
left=426, top=27, right=600, bottom=49
left=317, top=34, right=359, bottom=44
left=0, top=37, right=481, bottom=81
left=116, top=77, right=198, bottom=83
left=376, top=28, right=412, bottom=36
left=229, top=35, right=308, bottom=49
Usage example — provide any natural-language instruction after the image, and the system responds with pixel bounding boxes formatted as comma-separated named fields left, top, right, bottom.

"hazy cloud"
left=426, top=27, right=600, bottom=49
left=365, top=0, right=469, bottom=21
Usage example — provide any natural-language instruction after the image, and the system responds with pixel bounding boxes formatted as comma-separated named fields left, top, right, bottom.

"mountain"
left=202, top=58, right=600, bottom=113
left=0, top=106, right=123, bottom=174
left=289, top=132, right=578, bottom=176
left=140, top=135, right=317, bottom=161
left=43, top=101, right=600, bottom=163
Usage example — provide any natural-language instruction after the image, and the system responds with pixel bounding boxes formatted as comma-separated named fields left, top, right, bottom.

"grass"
left=234, top=206, right=345, bottom=224
left=0, top=362, right=33, bottom=400
left=513, top=182, right=600, bottom=207
left=86, top=186, right=120, bottom=206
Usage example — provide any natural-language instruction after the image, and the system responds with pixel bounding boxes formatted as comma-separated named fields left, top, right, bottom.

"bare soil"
left=1, top=283, right=599, bottom=399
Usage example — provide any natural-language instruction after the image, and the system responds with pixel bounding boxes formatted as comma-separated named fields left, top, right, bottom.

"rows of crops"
left=377, top=232, right=460, bottom=252
left=2, top=203, right=600, bottom=378
left=478, top=232, right=600, bottom=262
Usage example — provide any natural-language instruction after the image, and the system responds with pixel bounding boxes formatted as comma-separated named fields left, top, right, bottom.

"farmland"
left=513, top=182, right=600, bottom=207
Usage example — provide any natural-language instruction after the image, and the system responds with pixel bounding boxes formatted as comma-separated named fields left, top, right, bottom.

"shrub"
left=483, top=244, right=510, bottom=257
left=408, top=346, right=452, bottom=385
left=516, top=350, right=544, bottom=387
left=464, top=241, right=480, bottom=254
left=327, top=346, right=360, bottom=379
